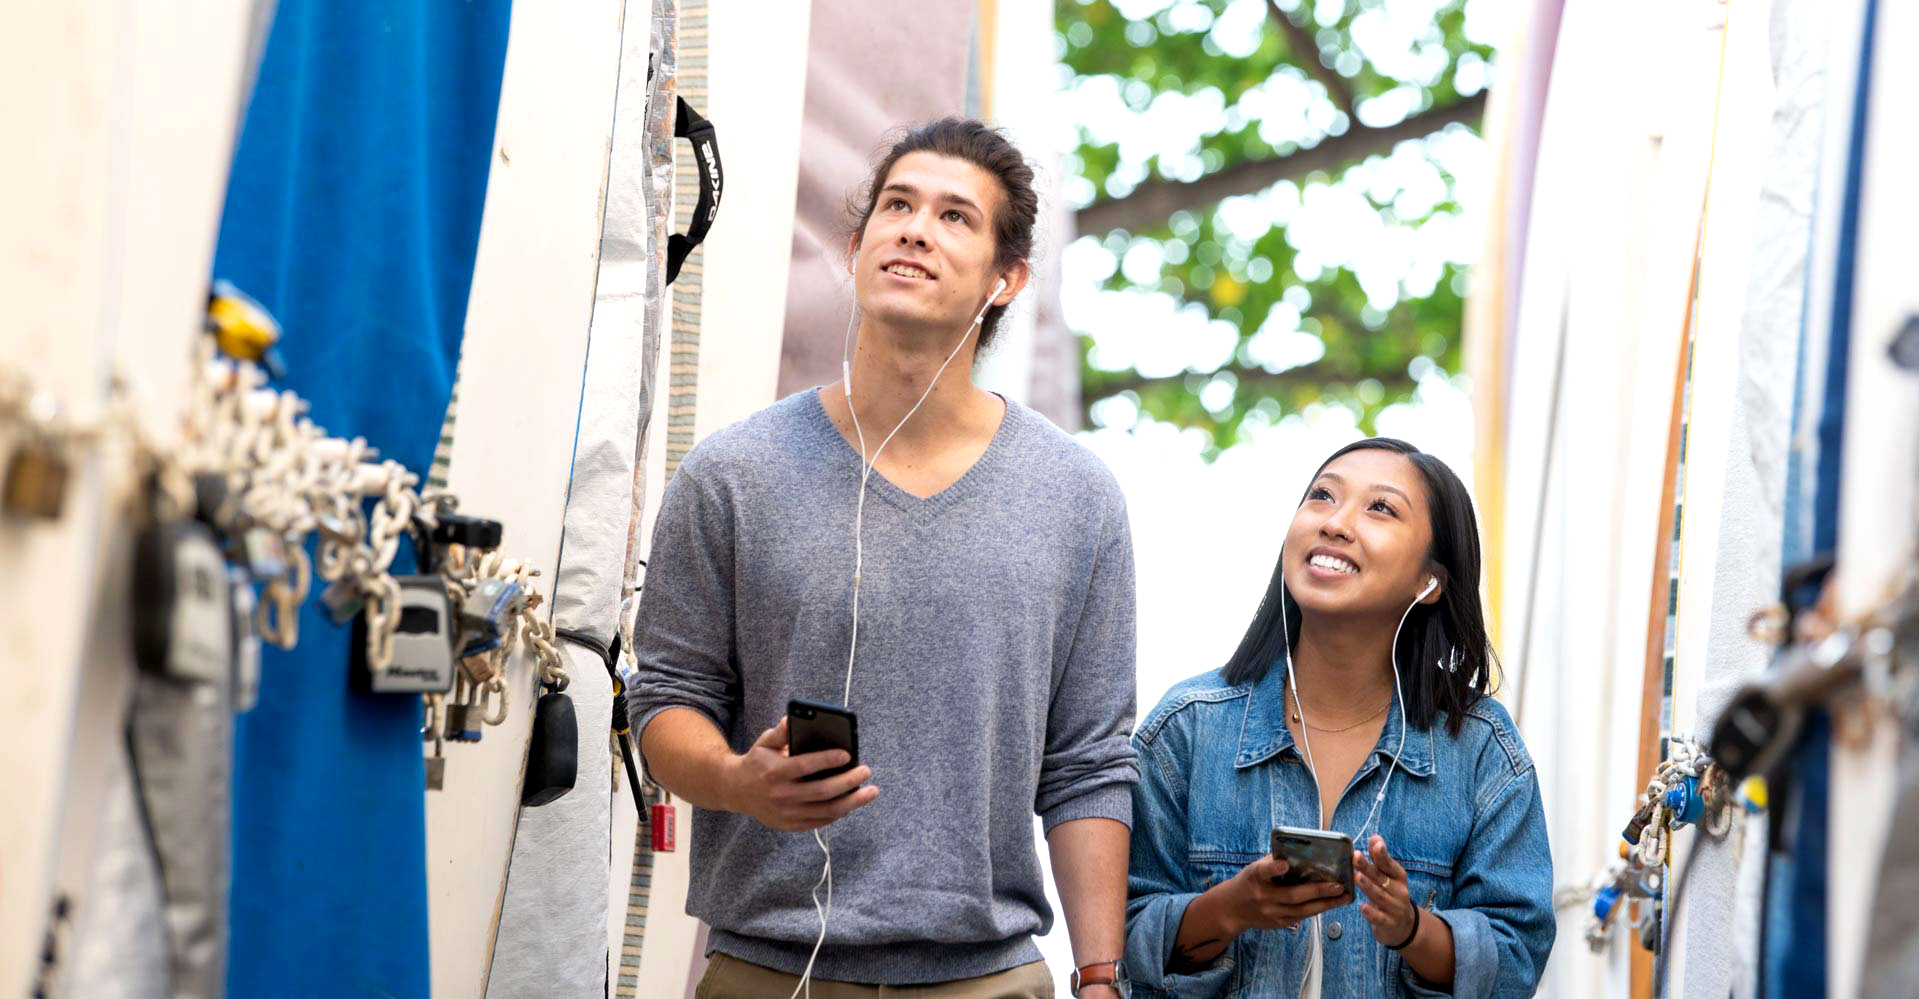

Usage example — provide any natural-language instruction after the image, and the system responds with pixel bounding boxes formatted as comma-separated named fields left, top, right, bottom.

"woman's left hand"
left=1354, top=835, right=1419, bottom=949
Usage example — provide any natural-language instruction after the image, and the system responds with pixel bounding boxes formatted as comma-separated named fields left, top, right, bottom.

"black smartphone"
left=787, top=698, right=859, bottom=783
left=1270, top=826, right=1355, bottom=896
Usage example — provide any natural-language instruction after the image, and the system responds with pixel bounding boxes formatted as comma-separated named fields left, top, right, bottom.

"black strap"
left=666, top=96, right=722, bottom=285
left=554, top=626, right=650, bottom=818
left=618, top=732, right=647, bottom=820
left=554, top=626, right=615, bottom=669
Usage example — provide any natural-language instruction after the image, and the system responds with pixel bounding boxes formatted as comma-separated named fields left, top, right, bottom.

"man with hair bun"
left=630, top=118, right=1139, bottom=998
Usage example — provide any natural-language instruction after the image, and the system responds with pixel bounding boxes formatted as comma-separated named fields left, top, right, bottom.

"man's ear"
left=993, top=259, right=1032, bottom=307
left=846, top=231, right=861, bottom=275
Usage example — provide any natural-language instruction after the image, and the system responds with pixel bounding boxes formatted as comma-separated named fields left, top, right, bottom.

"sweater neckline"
left=805, top=386, right=1018, bottom=517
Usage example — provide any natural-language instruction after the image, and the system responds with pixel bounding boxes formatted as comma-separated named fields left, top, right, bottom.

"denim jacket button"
left=1326, top=920, right=1342, bottom=940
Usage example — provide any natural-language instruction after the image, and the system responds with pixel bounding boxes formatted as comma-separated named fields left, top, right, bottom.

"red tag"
left=651, top=802, right=676, bottom=852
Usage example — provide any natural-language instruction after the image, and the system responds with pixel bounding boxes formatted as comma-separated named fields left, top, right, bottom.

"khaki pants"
left=695, top=952, right=1055, bottom=999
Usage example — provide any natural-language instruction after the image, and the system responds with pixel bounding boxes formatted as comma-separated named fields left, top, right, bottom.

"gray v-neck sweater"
left=628, top=389, right=1139, bottom=984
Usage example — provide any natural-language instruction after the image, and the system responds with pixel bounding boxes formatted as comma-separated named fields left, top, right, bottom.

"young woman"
left=1125, top=438, right=1554, bottom=997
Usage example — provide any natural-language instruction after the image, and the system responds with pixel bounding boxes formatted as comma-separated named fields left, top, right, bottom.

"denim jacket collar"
left=1234, top=658, right=1437, bottom=777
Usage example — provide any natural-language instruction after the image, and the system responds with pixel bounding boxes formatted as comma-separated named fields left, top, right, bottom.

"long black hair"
left=1220, top=437, right=1498, bottom=736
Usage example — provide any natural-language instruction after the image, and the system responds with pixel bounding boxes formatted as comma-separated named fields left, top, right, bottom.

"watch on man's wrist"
left=1070, top=959, right=1126, bottom=997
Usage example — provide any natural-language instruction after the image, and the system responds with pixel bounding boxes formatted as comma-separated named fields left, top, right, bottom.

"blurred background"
left=1048, top=0, right=1494, bottom=710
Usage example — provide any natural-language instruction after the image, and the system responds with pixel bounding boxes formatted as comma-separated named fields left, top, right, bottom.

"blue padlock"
left=1593, top=883, right=1623, bottom=922
left=1664, top=775, right=1704, bottom=827
left=450, top=701, right=483, bottom=743
left=459, top=578, right=525, bottom=658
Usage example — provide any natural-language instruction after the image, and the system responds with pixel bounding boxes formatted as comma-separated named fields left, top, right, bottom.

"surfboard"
left=1493, top=2, right=1731, bottom=995
left=1826, top=0, right=1914, bottom=991
left=423, top=4, right=627, bottom=998
left=0, top=4, right=255, bottom=994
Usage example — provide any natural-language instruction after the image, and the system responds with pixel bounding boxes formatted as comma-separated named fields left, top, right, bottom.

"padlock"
left=414, top=512, right=503, bottom=574
left=443, top=701, right=470, bottom=740
left=191, top=472, right=230, bottom=525
left=430, top=513, right=503, bottom=551
left=230, top=566, right=262, bottom=712
left=458, top=652, right=502, bottom=687
left=459, top=578, right=524, bottom=656
left=651, top=802, right=676, bottom=852
left=425, top=736, right=447, bottom=791
left=447, top=700, right=482, bottom=743
left=1621, top=799, right=1658, bottom=846
left=238, top=526, right=287, bottom=579
left=1633, top=868, right=1663, bottom=899
left=2, top=440, right=69, bottom=519
left=352, top=575, right=457, bottom=694
left=1592, top=882, right=1622, bottom=923
left=132, top=519, right=234, bottom=684
left=522, top=690, right=578, bottom=806
left=206, top=279, right=287, bottom=377
left=319, top=579, right=364, bottom=626
left=1664, top=775, right=1704, bottom=827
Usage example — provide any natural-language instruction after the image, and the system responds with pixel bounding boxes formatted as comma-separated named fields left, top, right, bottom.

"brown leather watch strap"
left=1070, top=960, right=1123, bottom=996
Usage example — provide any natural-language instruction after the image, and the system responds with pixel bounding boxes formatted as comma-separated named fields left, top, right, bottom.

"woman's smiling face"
left=1283, top=448, right=1441, bottom=620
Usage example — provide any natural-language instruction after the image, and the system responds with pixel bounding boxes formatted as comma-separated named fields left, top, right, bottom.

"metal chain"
left=6, top=340, right=570, bottom=736
left=1566, top=735, right=1736, bottom=952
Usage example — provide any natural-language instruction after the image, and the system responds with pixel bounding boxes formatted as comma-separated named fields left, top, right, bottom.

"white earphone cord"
left=790, top=278, right=1005, bottom=999
left=1283, top=574, right=1437, bottom=848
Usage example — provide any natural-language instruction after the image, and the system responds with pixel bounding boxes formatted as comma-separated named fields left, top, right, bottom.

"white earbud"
left=972, top=277, right=1009, bottom=327
left=1419, top=576, right=1438, bottom=601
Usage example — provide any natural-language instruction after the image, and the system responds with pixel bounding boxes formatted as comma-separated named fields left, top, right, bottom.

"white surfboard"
left=485, top=1, right=662, bottom=994
left=1661, top=2, right=1782, bottom=991
left=1494, top=2, right=1734, bottom=995
left=1828, top=2, right=1917, bottom=993
left=424, top=3, right=628, bottom=997
left=0, top=4, right=256, bottom=994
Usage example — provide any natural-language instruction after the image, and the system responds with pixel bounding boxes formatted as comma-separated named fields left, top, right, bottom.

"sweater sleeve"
left=1125, top=721, right=1236, bottom=997
left=626, top=461, right=741, bottom=758
left=1034, top=493, right=1140, bottom=831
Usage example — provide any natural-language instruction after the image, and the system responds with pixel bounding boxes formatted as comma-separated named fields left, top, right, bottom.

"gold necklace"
left=1290, top=695, right=1390, bottom=733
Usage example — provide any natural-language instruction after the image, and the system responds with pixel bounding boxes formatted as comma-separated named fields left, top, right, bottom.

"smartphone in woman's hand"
left=1270, top=826, right=1355, bottom=896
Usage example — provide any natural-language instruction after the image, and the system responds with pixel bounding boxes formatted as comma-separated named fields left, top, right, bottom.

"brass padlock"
left=3, top=441, right=69, bottom=519
left=425, top=736, right=447, bottom=791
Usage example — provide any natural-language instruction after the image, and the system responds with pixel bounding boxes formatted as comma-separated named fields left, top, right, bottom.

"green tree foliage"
left=1059, top=0, right=1493, bottom=455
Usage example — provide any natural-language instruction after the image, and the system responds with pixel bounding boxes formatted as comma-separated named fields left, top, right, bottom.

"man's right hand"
left=722, top=718, right=879, bottom=832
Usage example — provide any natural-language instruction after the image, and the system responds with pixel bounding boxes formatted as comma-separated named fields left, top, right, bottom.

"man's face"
left=851, top=151, right=1007, bottom=336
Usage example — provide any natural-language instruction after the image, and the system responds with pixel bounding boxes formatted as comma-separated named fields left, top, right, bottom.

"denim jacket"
left=1125, top=666, right=1554, bottom=998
